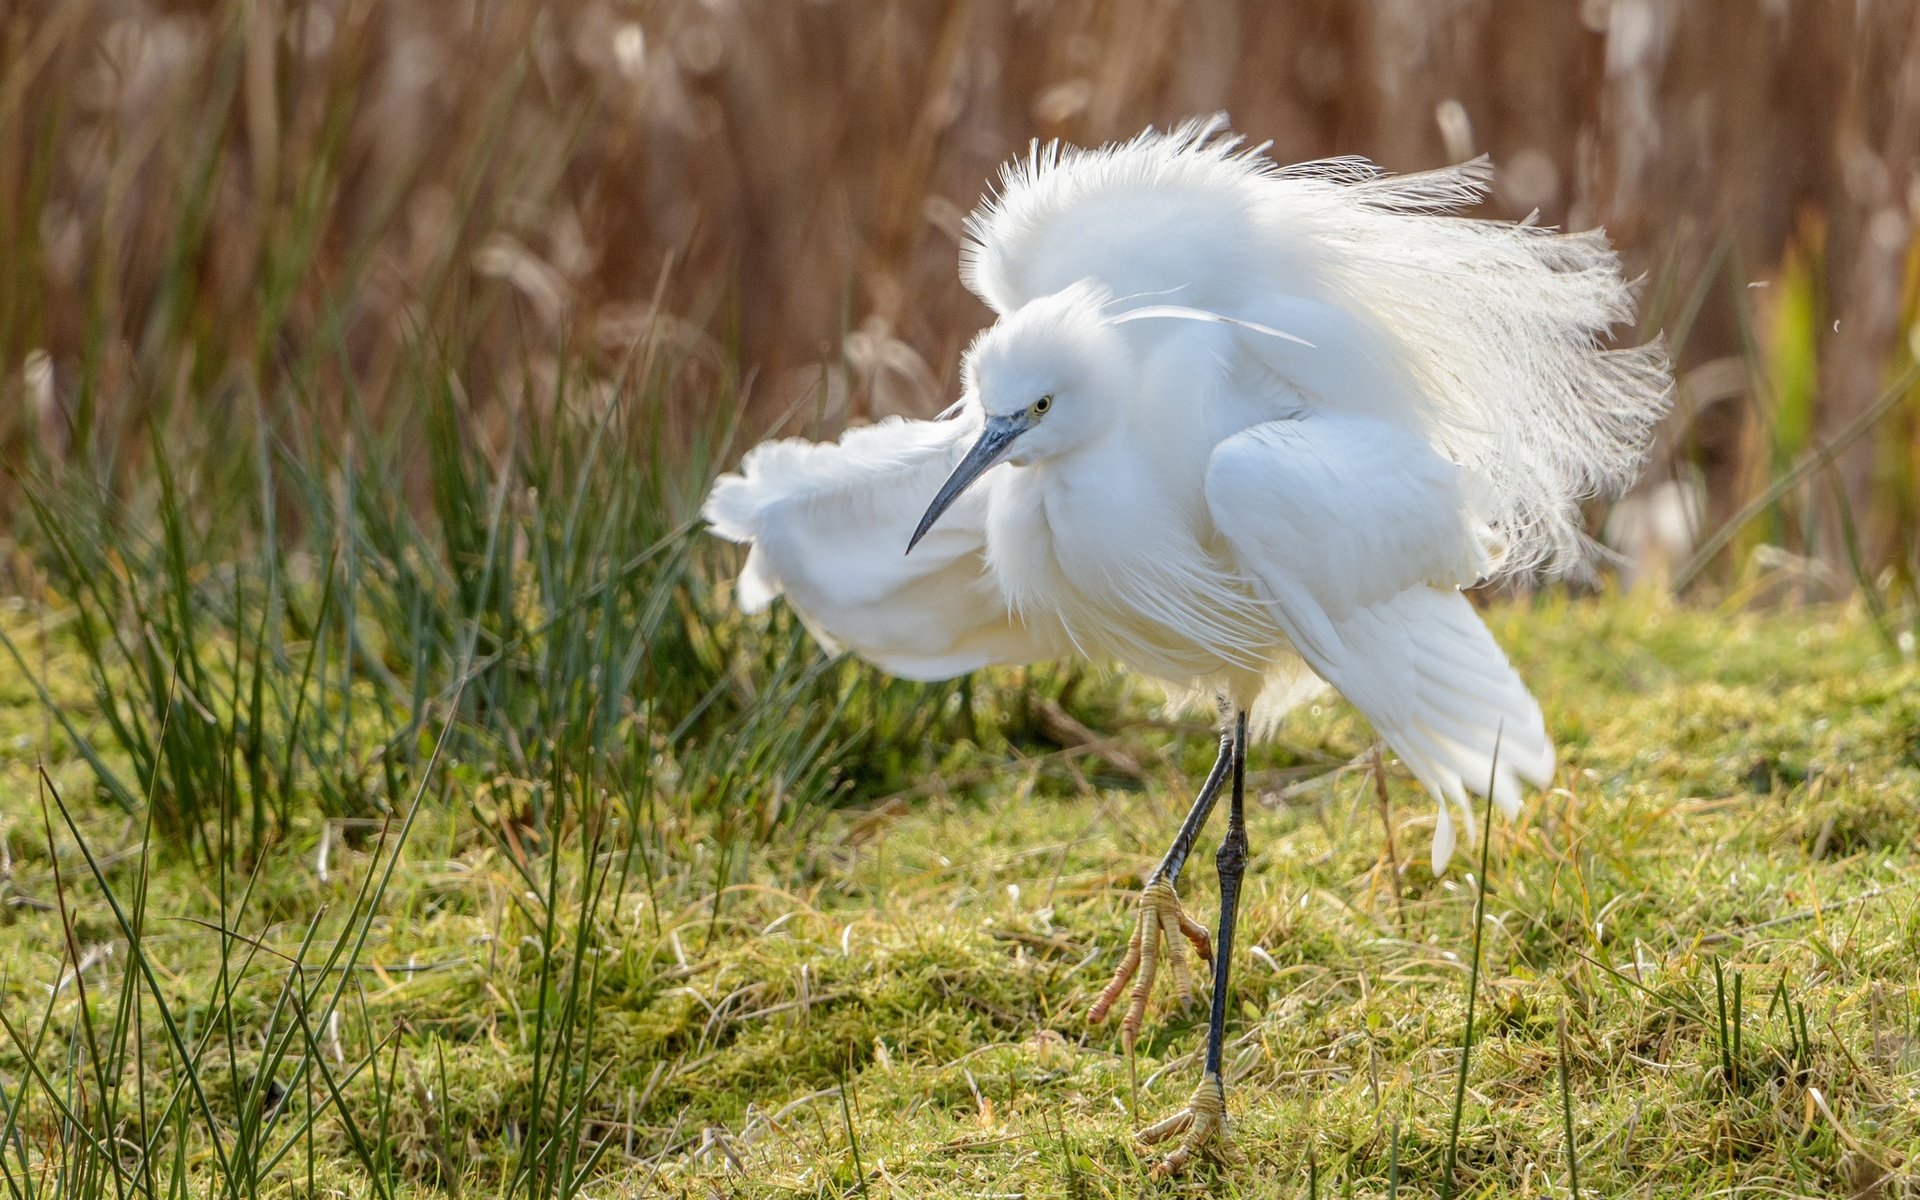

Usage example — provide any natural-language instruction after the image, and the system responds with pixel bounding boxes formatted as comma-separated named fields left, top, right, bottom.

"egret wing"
left=703, top=417, right=1065, bottom=680
left=1205, top=412, right=1555, bottom=870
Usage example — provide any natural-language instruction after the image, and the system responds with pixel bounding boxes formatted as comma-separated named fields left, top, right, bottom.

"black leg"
left=1139, top=709, right=1251, bottom=1173
left=1203, top=709, right=1250, bottom=1079
left=1150, top=724, right=1234, bottom=885
left=1090, top=705, right=1234, bottom=1038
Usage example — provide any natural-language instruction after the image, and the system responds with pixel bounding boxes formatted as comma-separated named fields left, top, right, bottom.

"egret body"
left=704, top=117, right=1670, bottom=1171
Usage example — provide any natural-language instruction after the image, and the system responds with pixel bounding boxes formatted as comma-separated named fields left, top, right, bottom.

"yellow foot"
left=1087, top=876, right=1213, bottom=1047
left=1138, top=1071, right=1239, bottom=1177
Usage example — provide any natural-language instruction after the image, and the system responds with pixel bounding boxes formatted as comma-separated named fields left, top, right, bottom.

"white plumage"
left=703, top=417, right=1073, bottom=680
left=703, top=116, right=1670, bottom=872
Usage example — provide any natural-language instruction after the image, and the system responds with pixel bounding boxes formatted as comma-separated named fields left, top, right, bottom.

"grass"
left=4, top=9, right=1920, bottom=1195
left=4, top=591, right=1918, bottom=1197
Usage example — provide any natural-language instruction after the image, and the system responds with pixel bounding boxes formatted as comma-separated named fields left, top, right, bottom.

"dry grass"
left=3, top=0, right=1920, bottom=586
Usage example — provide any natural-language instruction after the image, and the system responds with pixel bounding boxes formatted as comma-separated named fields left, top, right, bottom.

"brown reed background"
left=3, top=0, right=1918, bottom=591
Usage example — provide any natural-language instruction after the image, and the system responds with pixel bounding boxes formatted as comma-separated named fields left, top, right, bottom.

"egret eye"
left=1031, top=394, right=1054, bottom=417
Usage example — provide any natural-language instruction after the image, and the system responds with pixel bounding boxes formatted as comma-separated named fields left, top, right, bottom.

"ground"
left=2, top=594, right=1918, bottom=1197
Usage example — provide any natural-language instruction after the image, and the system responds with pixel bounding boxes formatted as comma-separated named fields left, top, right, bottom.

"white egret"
left=703, top=116, right=1670, bottom=1172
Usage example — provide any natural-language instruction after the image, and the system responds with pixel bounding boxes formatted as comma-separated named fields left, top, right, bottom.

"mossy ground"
left=3, top=594, right=1919, bottom=1197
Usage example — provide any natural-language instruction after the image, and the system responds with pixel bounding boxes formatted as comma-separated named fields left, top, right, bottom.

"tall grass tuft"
left=4, top=308, right=997, bottom=865
left=1, top=716, right=454, bottom=1199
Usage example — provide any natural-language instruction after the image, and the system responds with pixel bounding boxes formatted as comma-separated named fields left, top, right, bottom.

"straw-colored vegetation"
left=3, top=2, right=1919, bottom=1198
left=6, top=2, right=1920, bottom=575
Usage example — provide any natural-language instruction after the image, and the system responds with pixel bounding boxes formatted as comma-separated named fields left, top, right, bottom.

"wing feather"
left=703, top=418, right=1066, bottom=680
left=1206, top=413, right=1555, bottom=871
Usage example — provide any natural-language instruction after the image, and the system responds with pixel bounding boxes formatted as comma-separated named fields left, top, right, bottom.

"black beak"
left=906, top=415, right=1027, bottom=554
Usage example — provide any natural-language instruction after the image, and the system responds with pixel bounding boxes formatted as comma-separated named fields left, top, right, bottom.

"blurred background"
left=3, top=0, right=1917, bottom=589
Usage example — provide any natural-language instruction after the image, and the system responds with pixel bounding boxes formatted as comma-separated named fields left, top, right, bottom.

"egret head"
left=908, top=282, right=1129, bottom=553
